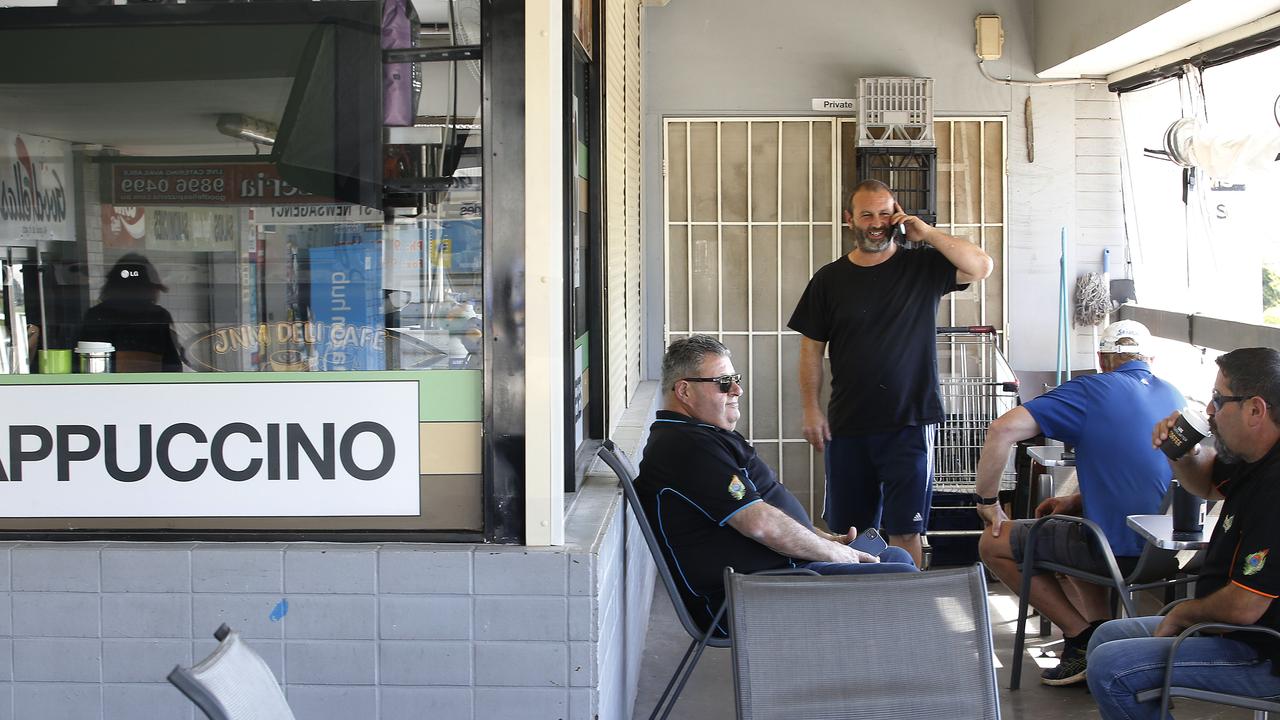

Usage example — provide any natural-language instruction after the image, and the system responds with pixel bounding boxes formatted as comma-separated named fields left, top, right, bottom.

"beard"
left=852, top=226, right=892, bottom=253
left=1209, top=418, right=1242, bottom=463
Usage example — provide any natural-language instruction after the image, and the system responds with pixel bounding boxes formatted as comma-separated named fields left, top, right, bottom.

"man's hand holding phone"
left=848, top=527, right=889, bottom=557
left=891, top=202, right=927, bottom=245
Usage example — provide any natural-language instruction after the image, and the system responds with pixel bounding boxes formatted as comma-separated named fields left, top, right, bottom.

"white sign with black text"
left=811, top=98, right=856, bottom=112
left=250, top=205, right=384, bottom=225
left=0, top=381, right=420, bottom=517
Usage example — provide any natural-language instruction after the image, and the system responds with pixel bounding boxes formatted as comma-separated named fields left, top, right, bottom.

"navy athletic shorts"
left=822, top=425, right=935, bottom=536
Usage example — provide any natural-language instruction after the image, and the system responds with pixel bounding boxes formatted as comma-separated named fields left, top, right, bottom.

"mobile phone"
left=888, top=222, right=908, bottom=246
left=849, top=527, right=889, bottom=556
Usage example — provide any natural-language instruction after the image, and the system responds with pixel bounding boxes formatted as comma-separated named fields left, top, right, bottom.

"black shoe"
left=1041, top=644, right=1088, bottom=686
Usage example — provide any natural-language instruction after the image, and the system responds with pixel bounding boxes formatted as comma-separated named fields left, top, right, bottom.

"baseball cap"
left=1098, top=320, right=1151, bottom=354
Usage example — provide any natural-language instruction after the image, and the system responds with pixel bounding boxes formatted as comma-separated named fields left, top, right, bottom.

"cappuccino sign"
left=0, top=381, right=420, bottom=517
left=0, top=130, right=74, bottom=242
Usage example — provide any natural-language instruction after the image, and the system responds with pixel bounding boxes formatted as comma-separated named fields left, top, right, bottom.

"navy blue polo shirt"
left=1023, top=361, right=1184, bottom=557
left=636, top=410, right=810, bottom=631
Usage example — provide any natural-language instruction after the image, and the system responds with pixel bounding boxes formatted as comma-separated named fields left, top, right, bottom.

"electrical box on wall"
left=975, top=15, right=1003, bottom=60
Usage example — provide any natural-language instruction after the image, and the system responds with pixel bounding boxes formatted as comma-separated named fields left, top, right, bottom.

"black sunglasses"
left=1211, top=388, right=1249, bottom=411
left=680, top=373, right=742, bottom=393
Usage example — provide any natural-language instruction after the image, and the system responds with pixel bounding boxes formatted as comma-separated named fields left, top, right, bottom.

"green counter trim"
left=0, top=369, right=482, bottom=422
left=574, top=332, right=589, bottom=372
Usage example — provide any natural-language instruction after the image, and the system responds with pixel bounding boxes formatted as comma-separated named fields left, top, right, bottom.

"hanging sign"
left=0, top=130, right=75, bottom=242
left=110, top=162, right=331, bottom=206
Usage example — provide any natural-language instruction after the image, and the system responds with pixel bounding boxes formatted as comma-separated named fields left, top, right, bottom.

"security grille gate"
left=663, top=117, right=1007, bottom=526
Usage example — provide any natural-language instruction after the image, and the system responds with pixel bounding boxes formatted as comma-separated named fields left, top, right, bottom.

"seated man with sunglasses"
left=636, top=335, right=917, bottom=634
left=1086, top=347, right=1280, bottom=719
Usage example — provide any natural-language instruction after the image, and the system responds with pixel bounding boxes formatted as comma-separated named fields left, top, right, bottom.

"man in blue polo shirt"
left=973, top=320, right=1185, bottom=686
left=637, top=335, right=917, bottom=634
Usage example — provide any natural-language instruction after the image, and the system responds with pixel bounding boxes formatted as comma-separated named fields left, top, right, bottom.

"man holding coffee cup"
left=1087, top=347, right=1280, bottom=719
left=974, top=320, right=1184, bottom=686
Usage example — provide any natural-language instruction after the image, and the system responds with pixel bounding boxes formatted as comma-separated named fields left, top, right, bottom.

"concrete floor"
left=633, top=574, right=1255, bottom=719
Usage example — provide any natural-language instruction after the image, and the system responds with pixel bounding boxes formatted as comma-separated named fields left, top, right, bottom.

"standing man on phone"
left=788, top=179, right=993, bottom=566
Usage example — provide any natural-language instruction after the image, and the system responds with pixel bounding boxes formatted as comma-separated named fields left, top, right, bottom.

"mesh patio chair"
left=597, top=439, right=815, bottom=720
left=724, top=564, right=1001, bottom=720
left=168, top=624, right=297, bottom=720
left=1010, top=483, right=1194, bottom=689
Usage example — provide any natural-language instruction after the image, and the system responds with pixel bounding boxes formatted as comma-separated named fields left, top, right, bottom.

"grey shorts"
left=1008, top=518, right=1139, bottom=576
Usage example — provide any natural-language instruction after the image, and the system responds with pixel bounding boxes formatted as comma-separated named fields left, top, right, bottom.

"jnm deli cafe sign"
left=0, top=382, right=420, bottom=518
left=0, top=130, right=74, bottom=243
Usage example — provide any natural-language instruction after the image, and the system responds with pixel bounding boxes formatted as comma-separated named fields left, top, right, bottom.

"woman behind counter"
left=77, top=254, right=185, bottom=372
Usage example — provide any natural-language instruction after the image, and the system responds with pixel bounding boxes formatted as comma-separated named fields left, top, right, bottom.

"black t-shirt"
left=636, top=410, right=811, bottom=633
left=79, top=299, right=184, bottom=371
left=1200, top=443, right=1280, bottom=667
left=787, top=247, right=965, bottom=435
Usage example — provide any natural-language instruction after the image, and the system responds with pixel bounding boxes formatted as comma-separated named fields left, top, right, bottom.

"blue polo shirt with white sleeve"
left=1023, top=360, right=1184, bottom=557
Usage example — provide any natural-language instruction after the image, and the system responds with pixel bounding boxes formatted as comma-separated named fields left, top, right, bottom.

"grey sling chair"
left=596, top=439, right=817, bottom=720
left=1131, top=599, right=1280, bottom=719
left=168, top=624, right=298, bottom=720
left=724, top=564, right=1001, bottom=720
left=1010, top=481, right=1194, bottom=689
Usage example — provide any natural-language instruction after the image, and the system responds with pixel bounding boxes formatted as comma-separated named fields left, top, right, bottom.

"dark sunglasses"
left=680, top=373, right=742, bottom=393
left=1210, top=388, right=1249, bottom=411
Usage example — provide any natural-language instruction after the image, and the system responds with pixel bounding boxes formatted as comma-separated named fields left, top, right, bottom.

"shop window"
left=0, top=1, right=484, bottom=376
left=1118, top=45, right=1280, bottom=326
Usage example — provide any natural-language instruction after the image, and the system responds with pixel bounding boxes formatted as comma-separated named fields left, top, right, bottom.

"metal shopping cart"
left=927, top=326, right=1020, bottom=566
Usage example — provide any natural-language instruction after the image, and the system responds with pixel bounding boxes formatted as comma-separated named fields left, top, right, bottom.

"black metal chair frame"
left=1009, top=512, right=1192, bottom=689
left=597, top=439, right=816, bottom=720
left=1132, top=600, right=1280, bottom=718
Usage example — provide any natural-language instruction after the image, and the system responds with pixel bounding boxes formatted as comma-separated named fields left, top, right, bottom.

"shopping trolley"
left=927, top=326, right=1020, bottom=566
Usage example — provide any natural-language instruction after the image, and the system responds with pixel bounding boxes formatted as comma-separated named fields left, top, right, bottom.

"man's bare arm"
left=922, top=227, right=993, bottom=284
left=798, top=336, right=831, bottom=451
left=727, top=502, right=875, bottom=564
left=974, top=406, right=1041, bottom=536
left=1156, top=582, right=1273, bottom=637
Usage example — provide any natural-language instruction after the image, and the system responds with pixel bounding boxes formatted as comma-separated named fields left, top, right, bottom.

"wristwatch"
left=974, top=493, right=999, bottom=506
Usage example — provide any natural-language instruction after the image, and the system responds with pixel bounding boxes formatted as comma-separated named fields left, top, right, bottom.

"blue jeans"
left=800, top=546, right=919, bottom=575
left=1087, top=616, right=1280, bottom=720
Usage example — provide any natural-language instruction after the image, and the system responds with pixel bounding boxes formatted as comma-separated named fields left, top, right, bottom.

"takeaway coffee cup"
left=1171, top=481, right=1206, bottom=533
left=1159, top=409, right=1210, bottom=461
left=74, top=341, right=115, bottom=374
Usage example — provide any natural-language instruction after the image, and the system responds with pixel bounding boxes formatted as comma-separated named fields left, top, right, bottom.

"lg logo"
left=120, top=269, right=140, bottom=279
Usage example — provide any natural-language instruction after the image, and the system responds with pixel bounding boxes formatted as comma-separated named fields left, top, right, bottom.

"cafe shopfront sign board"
left=109, top=161, right=330, bottom=206
left=0, top=381, right=420, bottom=518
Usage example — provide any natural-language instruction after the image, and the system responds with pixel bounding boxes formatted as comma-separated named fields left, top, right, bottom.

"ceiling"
left=1042, top=0, right=1280, bottom=77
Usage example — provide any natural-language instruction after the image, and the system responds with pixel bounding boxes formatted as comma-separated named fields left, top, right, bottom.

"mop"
left=1074, top=249, right=1112, bottom=370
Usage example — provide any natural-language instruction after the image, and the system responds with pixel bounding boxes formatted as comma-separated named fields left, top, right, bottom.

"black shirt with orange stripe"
left=1203, top=441, right=1280, bottom=665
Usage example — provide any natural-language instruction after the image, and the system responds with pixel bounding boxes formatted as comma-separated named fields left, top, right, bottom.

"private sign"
left=811, top=98, right=856, bottom=112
